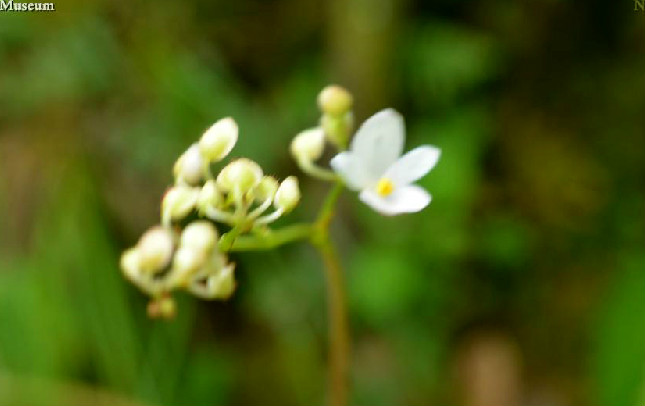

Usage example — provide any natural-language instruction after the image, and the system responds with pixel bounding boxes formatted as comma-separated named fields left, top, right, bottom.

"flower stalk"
left=311, top=181, right=349, bottom=406
left=220, top=180, right=349, bottom=406
left=120, top=84, right=440, bottom=406
left=315, top=236, right=349, bottom=406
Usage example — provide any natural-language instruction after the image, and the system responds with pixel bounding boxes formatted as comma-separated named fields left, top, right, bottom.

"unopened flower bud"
left=120, top=248, right=141, bottom=280
left=290, top=127, right=325, bottom=162
left=172, top=246, right=206, bottom=284
left=159, top=296, right=176, bottom=318
left=173, top=144, right=204, bottom=185
left=216, top=158, right=263, bottom=193
left=211, top=264, right=236, bottom=299
left=162, top=186, right=200, bottom=222
left=199, top=117, right=238, bottom=162
left=318, top=85, right=353, bottom=116
left=147, top=295, right=176, bottom=319
left=189, top=264, right=236, bottom=300
left=137, top=226, right=174, bottom=273
left=274, top=176, right=300, bottom=212
left=198, top=180, right=221, bottom=211
left=180, top=221, right=217, bottom=253
left=321, top=112, right=353, bottom=150
left=253, top=176, right=279, bottom=202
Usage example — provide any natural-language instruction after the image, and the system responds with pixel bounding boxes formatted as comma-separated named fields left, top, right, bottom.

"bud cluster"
left=318, top=85, right=354, bottom=149
left=121, top=117, right=301, bottom=317
left=120, top=221, right=235, bottom=318
left=164, top=118, right=300, bottom=227
left=290, top=85, right=354, bottom=179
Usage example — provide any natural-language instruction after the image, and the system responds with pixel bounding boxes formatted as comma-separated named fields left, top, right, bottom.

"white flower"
left=330, top=109, right=440, bottom=216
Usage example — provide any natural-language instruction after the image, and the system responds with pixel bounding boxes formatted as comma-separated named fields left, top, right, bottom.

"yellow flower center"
left=376, top=178, right=394, bottom=197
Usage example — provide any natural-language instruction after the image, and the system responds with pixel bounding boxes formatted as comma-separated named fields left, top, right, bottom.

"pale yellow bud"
left=172, top=246, right=206, bottom=284
left=210, top=264, right=236, bottom=299
left=321, top=112, right=353, bottom=149
left=199, top=117, right=238, bottom=162
left=120, top=248, right=141, bottom=280
left=274, top=176, right=300, bottom=212
left=290, top=127, right=325, bottom=162
left=318, top=85, right=353, bottom=116
left=147, top=295, right=176, bottom=319
left=253, top=176, right=279, bottom=202
left=216, top=158, right=263, bottom=193
left=137, top=226, right=174, bottom=273
left=158, top=296, right=176, bottom=318
left=162, top=186, right=200, bottom=222
left=180, top=221, right=217, bottom=253
left=173, top=144, right=204, bottom=185
left=188, top=263, right=236, bottom=300
left=198, top=180, right=221, bottom=211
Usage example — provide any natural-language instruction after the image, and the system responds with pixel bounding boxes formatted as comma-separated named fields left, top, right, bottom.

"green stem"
left=298, top=159, right=339, bottom=182
left=316, top=181, right=344, bottom=229
left=218, top=224, right=247, bottom=251
left=312, top=179, right=349, bottom=406
left=226, top=224, right=313, bottom=251
left=220, top=179, right=350, bottom=406
left=313, top=235, right=350, bottom=406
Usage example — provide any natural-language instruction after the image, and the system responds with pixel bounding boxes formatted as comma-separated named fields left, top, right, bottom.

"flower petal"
left=350, top=109, right=405, bottom=177
left=359, top=185, right=431, bottom=216
left=330, top=152, right=375, bottom=190
left=384, top=146, right=440, bottom=186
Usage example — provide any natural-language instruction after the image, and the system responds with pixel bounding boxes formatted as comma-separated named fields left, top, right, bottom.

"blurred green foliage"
left=0, top=0, right=644, bottom=405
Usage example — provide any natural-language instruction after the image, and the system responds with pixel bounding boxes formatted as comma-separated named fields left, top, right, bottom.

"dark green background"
left=0, top=0, right=643, bottom=405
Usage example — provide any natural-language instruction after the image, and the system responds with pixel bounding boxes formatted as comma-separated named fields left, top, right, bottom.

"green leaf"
left=592, top=253, right=645, bottom=405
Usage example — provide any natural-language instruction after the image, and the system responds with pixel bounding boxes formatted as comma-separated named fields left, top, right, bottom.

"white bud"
left=216, top=158, right=263, bottom=193
left=274, top=176, right=300, bottom=212
left=120, top=248, right=141, bottom=280
left=137, top=226, right=174, bottom=273
left=199, top=117, right=238, bottom=162
left=253, top=176, right=279, bottom=202
left=173, top=144, right=204, bottom=185
left=290, top=127, right=325, bottom=162
left=180, top=221, right=217, bottom=253
left=198, top=180, right=221, bottom=211
left=188, top=263, right=236, bottom=300
left=172, top=246, right=206, bottom=284
left=121, top=248, right=166, bottom=296
left=162, top=186, right=200, bottom=222
left=210, top=264, right=236, bottom=299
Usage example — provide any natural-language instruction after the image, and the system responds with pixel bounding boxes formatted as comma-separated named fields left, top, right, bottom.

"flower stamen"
left=376, top=178, right=394, bottom=197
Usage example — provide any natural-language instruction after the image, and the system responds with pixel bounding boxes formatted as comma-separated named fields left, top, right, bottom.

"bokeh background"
left=0, top=0, right=644, bottom=405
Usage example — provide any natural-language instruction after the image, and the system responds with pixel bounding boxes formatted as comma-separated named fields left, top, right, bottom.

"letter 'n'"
left=636, top=0, right=645, bottom=11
